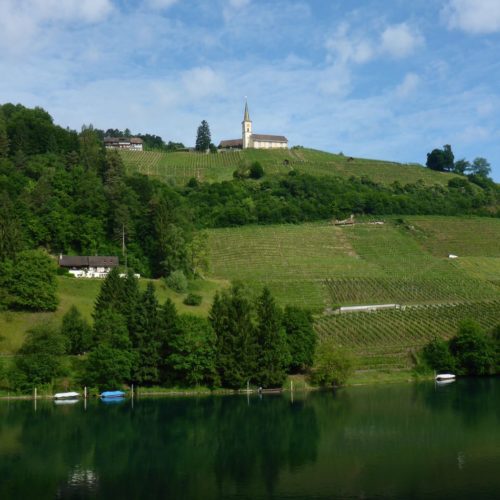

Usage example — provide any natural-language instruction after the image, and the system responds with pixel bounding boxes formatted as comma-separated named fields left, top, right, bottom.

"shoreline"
left=0, top=370, right=435, bottom=400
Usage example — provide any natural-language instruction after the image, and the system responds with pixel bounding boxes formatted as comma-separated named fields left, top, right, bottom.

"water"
left=1, top=378, right=499, bottom=499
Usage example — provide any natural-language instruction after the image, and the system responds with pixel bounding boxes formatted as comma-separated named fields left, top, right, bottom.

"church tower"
left=242, top=100, right=252, bottom=149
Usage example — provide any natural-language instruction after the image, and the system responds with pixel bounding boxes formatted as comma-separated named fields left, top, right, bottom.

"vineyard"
left=315, top=301, right=500, bottom=370
left=119, top=148, right=459, bottom=186
left=207, top=221, right=499, bottom=309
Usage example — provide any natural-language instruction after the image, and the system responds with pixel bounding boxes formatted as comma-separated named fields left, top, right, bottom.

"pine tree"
left=93, top=268, right=124, bottom=320
left=283, top=306, right=316, bottom=373
left=158, top=298, right=180, bottom=384
left=0, top=107, right=10, bottom=157
left=61, top=305, right=93, bottom=354
left=255, top=287, right=290, bottom=387
left=131, top=282, right=161, bottom=385
left=195, top=120, right=211, bottom=152
left=210, top=284, right=257, bottom=389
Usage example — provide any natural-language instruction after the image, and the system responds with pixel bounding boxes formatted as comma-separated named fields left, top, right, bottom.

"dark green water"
left=1, top=379, right=499, bottom=499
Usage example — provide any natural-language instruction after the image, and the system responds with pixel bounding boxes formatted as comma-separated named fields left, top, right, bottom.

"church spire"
left=243, top=99, right=251, bottom=122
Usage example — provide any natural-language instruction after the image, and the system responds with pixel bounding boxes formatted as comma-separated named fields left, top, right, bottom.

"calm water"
left=1, top=379, right=499, bottom=499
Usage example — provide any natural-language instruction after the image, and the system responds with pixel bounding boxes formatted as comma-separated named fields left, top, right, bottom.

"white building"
left=58, top=256, right=119, bottom=278
left=219, top=101, right=288, bottom=150
left=104, top=136, right=144, bottom=151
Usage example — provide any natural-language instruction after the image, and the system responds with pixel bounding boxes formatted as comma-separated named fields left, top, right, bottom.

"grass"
left=0, top=276, right=228, bottom=354
left=120, top=148, right=461, bottom=187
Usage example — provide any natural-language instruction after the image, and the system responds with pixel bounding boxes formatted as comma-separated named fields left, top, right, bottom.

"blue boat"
left=100, top=390, right=126, bottom=399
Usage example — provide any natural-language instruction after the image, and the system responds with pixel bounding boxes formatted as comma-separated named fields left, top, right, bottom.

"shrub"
left=422, top=336, right=455, bottom=372
left=311, top=339, right=353, bottom=387
left=165, top=270, right=188, bottom=293
left=183, top=293, right=202, bottom=306
left=249, top=161, right=264, bottom=179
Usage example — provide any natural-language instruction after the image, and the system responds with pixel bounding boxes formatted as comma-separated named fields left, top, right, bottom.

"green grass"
left=120, top=148, right=460, bottom=187
left=0, top=276, right=227, bottom=354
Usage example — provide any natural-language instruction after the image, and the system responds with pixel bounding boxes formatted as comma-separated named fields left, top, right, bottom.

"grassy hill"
left=120, top=148, right=462, bottom=187
left=2, top=215, right=498, bottom=375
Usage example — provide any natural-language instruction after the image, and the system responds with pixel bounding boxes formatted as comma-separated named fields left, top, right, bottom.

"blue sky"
left=1, top=0, right=500, bottom=180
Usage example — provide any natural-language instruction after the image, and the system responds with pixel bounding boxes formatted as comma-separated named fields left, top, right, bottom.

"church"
left=218, top=101, right=288, bottom=150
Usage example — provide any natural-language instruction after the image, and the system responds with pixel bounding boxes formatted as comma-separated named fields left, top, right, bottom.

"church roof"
left=251, top=134, right=288, bottom=143
left=219, top=138, right=243, bottom=148
left=243, top=101, right=251, bottom=122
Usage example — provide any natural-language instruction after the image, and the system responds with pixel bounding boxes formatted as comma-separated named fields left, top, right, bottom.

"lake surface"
left=1, top=378, right=499, bottom=499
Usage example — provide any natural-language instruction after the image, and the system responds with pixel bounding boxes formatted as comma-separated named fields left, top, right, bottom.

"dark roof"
left=129, top=137, right=143, bottom=144
left=59, top=256, right=119, bottom=268
left=104, top=136, right=119, bottom=143
left=104, top=136, right=143, bottom=144
left=218, top=139, right=243, bottom=148
left=251, top=134, right=288, bottom=143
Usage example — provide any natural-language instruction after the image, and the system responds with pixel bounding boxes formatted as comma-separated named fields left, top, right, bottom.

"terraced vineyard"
left=120, top=148, right=460, bottom=186
left=315, top=301, right=500, bottom=370
left=208, top=221, right=499, bottom=309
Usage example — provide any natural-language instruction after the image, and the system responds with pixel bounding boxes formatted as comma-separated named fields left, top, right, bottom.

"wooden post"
left=131, top=384, right=134, bottom=399
left=34, top=387, right=37, bottom=400
left=84, top=386, right=87, bottom=399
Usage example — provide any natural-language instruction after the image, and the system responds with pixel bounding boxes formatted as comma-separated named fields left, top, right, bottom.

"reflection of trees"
left=214, top=396, right=319, bottom=496
left=0, top=395, right=319, bottom=499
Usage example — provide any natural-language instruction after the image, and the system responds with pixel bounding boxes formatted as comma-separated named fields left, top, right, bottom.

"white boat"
left=435, top=373, right=456, bottom=382
left=54, top=391, right=80, bottom=399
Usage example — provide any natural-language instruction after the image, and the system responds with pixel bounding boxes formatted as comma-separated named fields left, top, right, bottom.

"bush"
left=311, top=339, right=353, bottom=387
left=249, top=161, right=264, bottom=179
left=422, top=336, right=455, bottom=372
left=183, top=293, right=202, bottom=306
left=165, top=270, right=188, bottom=293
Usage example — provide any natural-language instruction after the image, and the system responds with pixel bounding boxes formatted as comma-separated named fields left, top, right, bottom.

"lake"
left=0, top=378, right=499, bottom=499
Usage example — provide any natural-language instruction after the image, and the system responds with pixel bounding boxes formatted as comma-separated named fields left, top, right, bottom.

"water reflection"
left=0, top=380, right=499, bottom=499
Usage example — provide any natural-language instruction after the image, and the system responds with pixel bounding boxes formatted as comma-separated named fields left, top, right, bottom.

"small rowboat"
left=100, top=390, right=126, bottom=399
left=435, top=373, right=456, bottom=382
left=54, top=391, right=80, bottom=399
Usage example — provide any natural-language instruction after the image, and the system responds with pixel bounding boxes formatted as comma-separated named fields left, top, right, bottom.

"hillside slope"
left=120, top=148, right=462, bottom=187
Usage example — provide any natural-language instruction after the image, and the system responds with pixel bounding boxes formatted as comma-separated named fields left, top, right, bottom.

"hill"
left=120, top=148, right=463, bottom=187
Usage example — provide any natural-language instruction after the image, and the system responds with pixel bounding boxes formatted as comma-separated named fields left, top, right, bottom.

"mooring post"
left=84, top=386, right=87, bottom=399
left=34, top=387, right=37, bottom=400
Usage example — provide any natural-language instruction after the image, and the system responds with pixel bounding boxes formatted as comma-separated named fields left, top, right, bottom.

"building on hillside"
left=104, top=136, right=144, bottom=151
left=58, top=255, right=119, bottom=278
left=219, top=101, right=288, bottom=150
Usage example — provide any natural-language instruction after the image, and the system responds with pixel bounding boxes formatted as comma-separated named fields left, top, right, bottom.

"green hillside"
left=120, top=148, right=462, bottom=187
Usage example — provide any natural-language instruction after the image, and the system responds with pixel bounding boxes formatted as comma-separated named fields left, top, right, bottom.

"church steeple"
left=243, top=100, right=250, bottom=122
left=242, top=99, right=252, bottom=149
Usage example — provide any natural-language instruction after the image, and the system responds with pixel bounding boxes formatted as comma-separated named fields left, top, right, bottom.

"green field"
left=207, top=219, right=500, bottom=309
left=0, top=276, right=226, bottom=354
left=120, top=148, right=461, bottom=187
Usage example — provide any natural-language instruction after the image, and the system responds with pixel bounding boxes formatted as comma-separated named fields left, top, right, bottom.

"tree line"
left=5, top=269, right=317, bottom=392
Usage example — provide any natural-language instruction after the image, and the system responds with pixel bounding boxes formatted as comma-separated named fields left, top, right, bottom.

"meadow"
left=120, top=148, right=461, bottom=187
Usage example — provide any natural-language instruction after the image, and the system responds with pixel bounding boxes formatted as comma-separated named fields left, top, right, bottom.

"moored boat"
left=435, top=373, right=456, bottom=382
left=100, top=390, right=126, bottom=399
left=54, top=391, right=80, bottom=399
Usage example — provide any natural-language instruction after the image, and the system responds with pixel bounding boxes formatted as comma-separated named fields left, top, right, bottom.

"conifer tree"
left=61, top=305, right=93, bottom=354
left=283, top=306, right=316, bottom=373
left=158, top=298, right=180, bottom=384
left=255, top=287, right=290, bottom=387
left=0, top=107, right=9, bottom=157
left=93, top=267, right=124, bottom=320
left=210, top=283, right=257, bottom=389
left=131, top=282, right=161, bottom=385
left=195, top=120, right=211, bottom=152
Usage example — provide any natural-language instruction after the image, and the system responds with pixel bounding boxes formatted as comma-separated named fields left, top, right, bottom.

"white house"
left=104, top=136, right=144, bottom=151
left=219, top=101, right=288, bottom=150
left=58, top=256, right=119, bottom=278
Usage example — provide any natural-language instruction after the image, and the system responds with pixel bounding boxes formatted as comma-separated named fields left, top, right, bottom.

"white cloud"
left=395, top=73, right=420, bottom=98
left=146, top=0, right=179, bottom=10
left=325, top=23, right=375, bottom=64
left=228, top=0, right=250, bottom=8
left=317, top=63, right=352, bottom=96
left=380, top=23, right=424, bottom=58
left=181, top=66, right=226, bottom=99
left=444, top=0, right=500, bottom=34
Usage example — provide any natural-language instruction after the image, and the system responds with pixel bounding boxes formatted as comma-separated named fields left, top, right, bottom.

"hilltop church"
left=219, top=101, right=288, bottom=150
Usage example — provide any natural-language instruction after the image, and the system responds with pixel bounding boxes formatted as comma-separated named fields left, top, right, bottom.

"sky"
left=1, top=0, right=500, bottom=180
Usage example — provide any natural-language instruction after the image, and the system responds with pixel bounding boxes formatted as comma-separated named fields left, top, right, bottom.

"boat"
left=435, top=373, right=456, bottom=382
left=100, top=390, right=126, bottom=399
left=54, top=391, right=80, bottom=399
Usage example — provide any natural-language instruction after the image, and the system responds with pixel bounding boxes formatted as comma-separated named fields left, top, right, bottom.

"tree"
left=453, top=158, right=471, bottom=175
left=93, top=268, right=124, bottom=319
left=311, top=339, right=353, bottom=387
left=79, top=124, right=105, bottom=173
left=469, top=157, right=491, bottom=178
left=422, top=336, right=455, bottom=372
left=195, top=120, right=211, bottom=152
left=130, top=282, right=161, bottom=385
left=158, top=298, right=180, bottom=384
left=168, top=314, right=217, bottom=386
left=450, top=320, right=495, bottom=375
left=186, top=231, right=209, bottom=278
left=0, top=191, right=24, bottom=262
left=426, top=145, right=454, bottom=172
left=61, top=305, right=93, bottom=355
left=283, top=306, right=316, bottom=373
left=5, top=250, right=58, bottom=311
left=249, top=162, right=265, bottom=179
left=255, top=287, right=290, bottom=387
left=0, top=107, right=9, bottom=157
left=9, top=324, right=66, bottom=391
left=210, top=284, right=257, bottom=389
